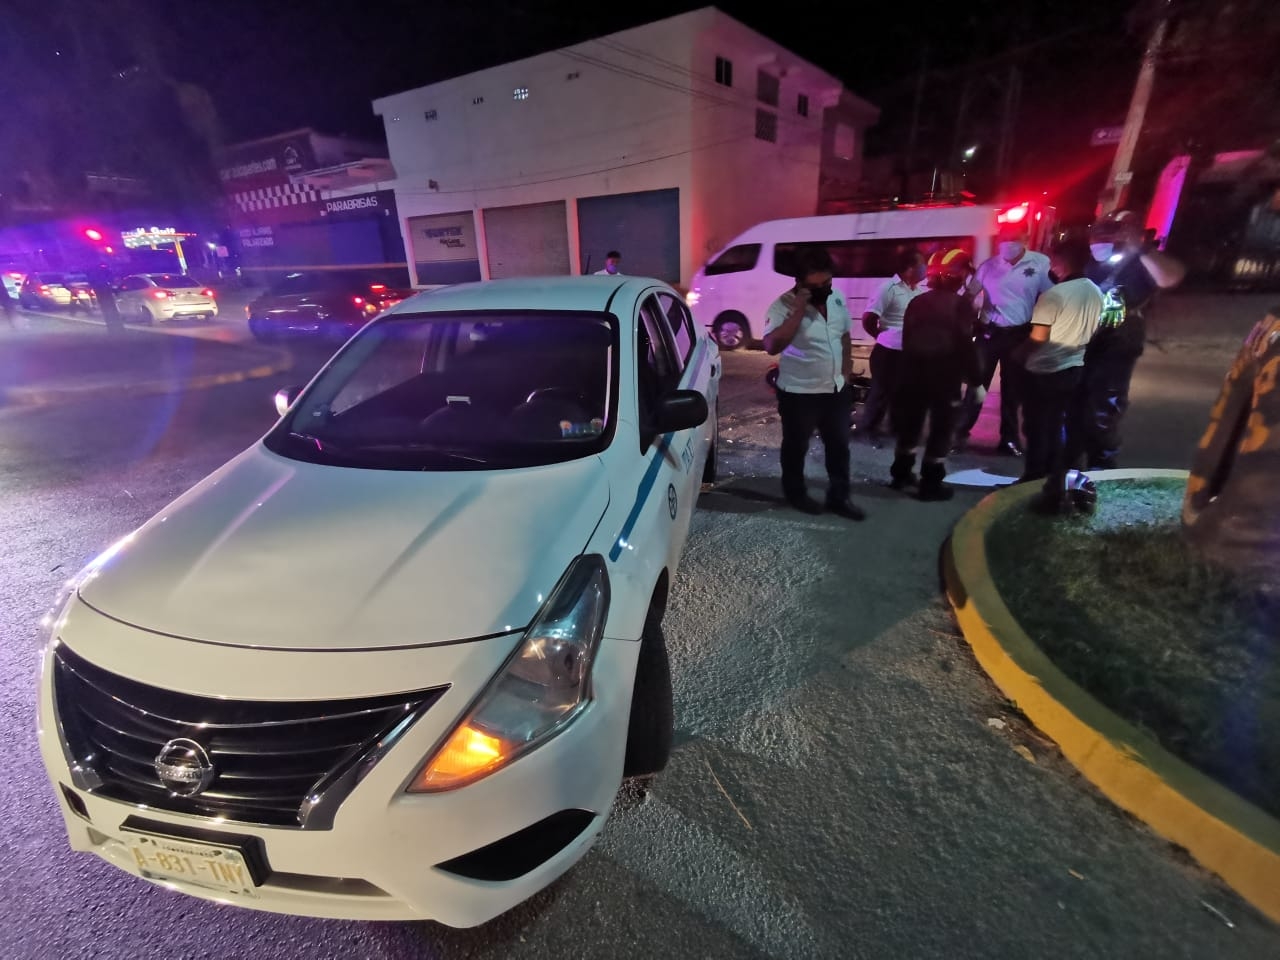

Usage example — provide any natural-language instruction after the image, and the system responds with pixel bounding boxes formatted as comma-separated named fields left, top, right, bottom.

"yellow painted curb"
left=944, top=468, right=1280, bottom=925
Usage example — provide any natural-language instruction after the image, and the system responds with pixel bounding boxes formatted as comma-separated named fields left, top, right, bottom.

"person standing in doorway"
left=890, top=249, right=982, bottom=501
left=594, top=251, right=623, bottom=276
left=1066, top=210, right=1185, bottom=469
left=954, top=222, right=1053, bottom=456
left=763, top=247, right=866, bottom=520
left=1012, top=239, right=1103, bottom=513
left=856, top=249, right=927, bottom=443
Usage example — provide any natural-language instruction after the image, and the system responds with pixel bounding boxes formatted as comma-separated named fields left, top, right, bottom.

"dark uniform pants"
left=1022, top=366, right=1083, bottom=493
left=856, top=344, right=902, bottom=435
left=894, top=371, right=963, bottom=463
left=957, top=325, right=1030, bottom=444
left=1066, top=321, right=1145, bottom=469
left=777, top=388, right=850, bottom=502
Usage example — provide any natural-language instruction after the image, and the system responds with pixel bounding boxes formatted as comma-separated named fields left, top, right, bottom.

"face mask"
left=807, top=284, right=832, bottom=305
left=1090, top=243, right=1114, bottom=262
left=605, top=264, right=618, bottom=274
left=999, top=241, right=1024, bottom=262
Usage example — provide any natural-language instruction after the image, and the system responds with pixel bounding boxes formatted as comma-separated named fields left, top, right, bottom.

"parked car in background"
left=2, top=268, right=25, bottom=299
left=113, top=274, right=218, bottom=324
left=246, top=272, right=413, bottom=341
left=19, top=272, right=96, bottom=311
left=38, top=276, right=719, bottom=927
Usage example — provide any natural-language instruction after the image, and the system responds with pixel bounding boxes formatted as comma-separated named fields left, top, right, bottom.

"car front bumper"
left=37, top=628, right=637, bottom=926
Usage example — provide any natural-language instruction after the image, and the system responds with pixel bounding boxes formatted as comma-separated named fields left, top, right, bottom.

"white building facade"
left=373, top=7, right=877, bottom=287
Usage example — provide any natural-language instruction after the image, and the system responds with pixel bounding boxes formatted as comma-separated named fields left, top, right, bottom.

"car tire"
left=711, top=312, right=749, bottom=351
left=623, top=613, right=674, bottom=778
left=702, top=404, right=719, bottom=484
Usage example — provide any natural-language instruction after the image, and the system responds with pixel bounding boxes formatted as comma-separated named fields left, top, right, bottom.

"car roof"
left=385, top=275, right=668, bottom=317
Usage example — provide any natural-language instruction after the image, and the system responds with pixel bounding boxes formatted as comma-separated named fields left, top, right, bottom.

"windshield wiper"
left=356, top=442, right=491, bottom=464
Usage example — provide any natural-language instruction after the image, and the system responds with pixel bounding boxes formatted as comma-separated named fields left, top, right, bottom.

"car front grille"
left=53, top=644, right=447, bottom=829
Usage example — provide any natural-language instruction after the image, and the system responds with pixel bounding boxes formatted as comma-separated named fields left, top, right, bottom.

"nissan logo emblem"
left=153, top=738, right=215, bottom=797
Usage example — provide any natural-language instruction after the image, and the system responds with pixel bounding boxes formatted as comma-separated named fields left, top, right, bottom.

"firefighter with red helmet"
left=890, top=249, right=983, bottom=500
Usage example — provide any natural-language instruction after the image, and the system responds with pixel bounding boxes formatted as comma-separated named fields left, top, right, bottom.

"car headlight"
left=407, top=555, right=610, bottom=793
left=685, top=289, right=701, bottom=307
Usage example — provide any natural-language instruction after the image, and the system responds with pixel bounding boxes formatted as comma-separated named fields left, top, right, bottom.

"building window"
left=514, top=87, right=529, bottom=101
left=472, top=96, right=485, bottom=105
left=566, top=71, right=580, bottom=81
left=715, top=56, right=733, bottom=87
left=755, top=109, right=777, bottom=143
left=757, top=70, right=779, bottom=107
left=797, top=94, right=809, bottom=117
left=424, top=109, right=438, bottom=121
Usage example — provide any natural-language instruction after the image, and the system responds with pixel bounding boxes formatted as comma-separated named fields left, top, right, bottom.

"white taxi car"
left=37, top=276, right=720, bottom=927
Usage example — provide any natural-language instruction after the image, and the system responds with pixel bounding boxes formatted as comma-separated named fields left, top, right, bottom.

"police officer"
left=1066, top=211, right=1185, bottom=469
left=890, top=249, right=982, bottom=501
left=955, top=222, right=1053, bottom=456
left=763, top=247, right=866, bottom=520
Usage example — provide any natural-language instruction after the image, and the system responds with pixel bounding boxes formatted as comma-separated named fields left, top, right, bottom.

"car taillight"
left=201, top=288, right=215, bottom=298
left=352, top=296, right=364, bottom=306
left=150, top=290, right=170, bottom=299
left=39, top=285, right=51, bottom=294
left=369, top=283, right=386, bottom=291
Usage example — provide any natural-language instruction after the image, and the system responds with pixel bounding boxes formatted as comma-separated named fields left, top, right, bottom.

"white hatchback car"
left=37, top=276, right=720, bottom=927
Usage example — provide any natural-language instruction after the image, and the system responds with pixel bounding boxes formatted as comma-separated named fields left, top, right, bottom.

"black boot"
left=889, top=452, right=917, bottom=491
left=917, top=461, right=955, bottom=501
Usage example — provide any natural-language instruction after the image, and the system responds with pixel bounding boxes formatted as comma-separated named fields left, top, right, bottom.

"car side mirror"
left=653, top=389, right=708, bottom=435
left=274, top=385, right=303, bottom=418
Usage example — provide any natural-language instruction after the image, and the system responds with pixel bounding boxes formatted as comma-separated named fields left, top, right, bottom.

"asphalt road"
left=1, top=296, right=1276, bottom=959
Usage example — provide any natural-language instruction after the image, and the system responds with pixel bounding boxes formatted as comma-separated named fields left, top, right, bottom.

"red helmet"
left=926, top=248, right=973, bottom=282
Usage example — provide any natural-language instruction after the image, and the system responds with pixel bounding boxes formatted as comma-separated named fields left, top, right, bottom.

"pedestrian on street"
left=954, top=222, right=1053, bottom=457
left=594, top=251, right=624, bottom=276
left=1011, top=239, right=1103, bottom=513
left=890, top=249, right=982, bottom=501
left=87, top=264, right=124, bottom=334
left=762, top=247, right=866, bottom=520
left=856, top=249, right=927, bottom=443
left=1065, top=210, right=1186, bottom=470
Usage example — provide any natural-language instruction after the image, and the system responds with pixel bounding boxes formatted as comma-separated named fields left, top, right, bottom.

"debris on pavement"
left=1199, top=901, right=1236, bottom=929
left=1068, top=869, right=1086, bottom=881
left=705, top=759, right=752, bottom=831
left=986, top=717, right=1008, bottom=731
left=1013, top=744, right=1037, bottom=764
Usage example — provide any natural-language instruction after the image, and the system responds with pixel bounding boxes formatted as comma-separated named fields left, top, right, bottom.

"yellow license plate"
left=126, top=833, right=258, bottom=898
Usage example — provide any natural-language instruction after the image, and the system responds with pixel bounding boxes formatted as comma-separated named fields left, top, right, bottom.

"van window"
left=774, top=237, right=977, bottom=278
left=705, top=243, right=761, bottom=276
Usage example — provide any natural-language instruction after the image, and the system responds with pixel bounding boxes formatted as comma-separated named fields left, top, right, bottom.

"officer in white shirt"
left=856, top=249, right=927, bottom=441
left=762, top=247, right=866, bottom=520
left=594, top=250, right=623, bottom=276
left=955, top=222, right=1053, bottom=456
left=1012, top=238, right=1103, bottom=513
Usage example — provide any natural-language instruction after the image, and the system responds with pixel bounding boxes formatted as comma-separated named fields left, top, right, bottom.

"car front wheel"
left=623, top=612, right=674, bottom=778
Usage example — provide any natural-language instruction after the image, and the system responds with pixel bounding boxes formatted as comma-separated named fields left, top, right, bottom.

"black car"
left=246, top=273, right=413, bottom=341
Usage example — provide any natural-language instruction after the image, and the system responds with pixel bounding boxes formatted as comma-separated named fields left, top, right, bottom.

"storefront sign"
left=238, top=225, right=275, bottom=248
left=324, top=194, right=381, bottom=214
left=408, top=212, right=481, bottom=285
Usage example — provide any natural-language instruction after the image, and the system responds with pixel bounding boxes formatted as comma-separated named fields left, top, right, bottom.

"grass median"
left=985, top=477, right=1280, bottom=820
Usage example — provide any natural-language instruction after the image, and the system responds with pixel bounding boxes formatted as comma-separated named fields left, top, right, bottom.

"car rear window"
left=150, top=274, right=200, bottom=288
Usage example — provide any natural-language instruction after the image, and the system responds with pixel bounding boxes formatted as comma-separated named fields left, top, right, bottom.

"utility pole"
left=1099, top=2, right=1171, bottom=216
left=995, top=62, right=1022, bottom=189
left=902, top=45, right=929, bottom=199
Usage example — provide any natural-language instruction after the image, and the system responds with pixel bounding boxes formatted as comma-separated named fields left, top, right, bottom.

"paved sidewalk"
left=0, top=312, right=290, bottom=408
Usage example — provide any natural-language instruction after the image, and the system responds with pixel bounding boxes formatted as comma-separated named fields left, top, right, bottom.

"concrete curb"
left=943, top=468, right=1280, bottom=925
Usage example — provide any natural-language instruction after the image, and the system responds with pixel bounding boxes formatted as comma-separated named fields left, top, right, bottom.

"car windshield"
left=39, top=274, right=67, bottom=284
left=265, top=310, right=617, bottom=471
left=150, top=274, right=199, bottom=288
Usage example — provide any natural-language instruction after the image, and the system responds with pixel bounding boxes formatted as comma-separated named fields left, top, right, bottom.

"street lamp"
left=962, top=145, right=978, bottom=162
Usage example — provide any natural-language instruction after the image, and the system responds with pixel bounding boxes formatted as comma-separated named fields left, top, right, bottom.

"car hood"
left=78, top=445, right=610, bottom=650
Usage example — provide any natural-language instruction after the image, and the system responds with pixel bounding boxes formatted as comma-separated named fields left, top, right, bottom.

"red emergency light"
left=83, top=228, right=105, bottom=242
left=997, top=204, right=1030, bottom=225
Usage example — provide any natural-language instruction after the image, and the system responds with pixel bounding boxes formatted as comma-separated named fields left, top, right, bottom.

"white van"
left=687, top=203, right=1052, bottom=350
